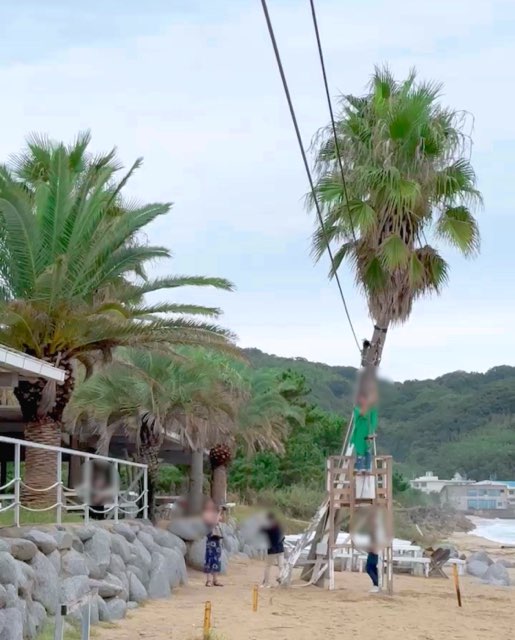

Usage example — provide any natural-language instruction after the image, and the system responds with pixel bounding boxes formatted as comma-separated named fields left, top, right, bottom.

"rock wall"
left=0, top=517, right=261, bottom=639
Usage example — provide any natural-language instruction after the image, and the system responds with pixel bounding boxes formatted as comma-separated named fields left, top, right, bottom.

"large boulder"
left=130, top=538, right=152, bottom=574
left=467, top=560, right=489, bottom=578
left=27, top=600, right=46, bottom=639
left=497, top=558, right=515, bottom=568
left=60, top=575, right=90, bottom=606
left=483, top=561, right=510, bottom=586
left=89, top=577, right=124, bottom=599
left=153, top=529, right=187, bottom=555
left=104, top=597, right=127, bottom=621
left=221, top=523, right=239, bottom=555
left=6, top=539, right=37, bottom=562
left=30, top=552, right=59, bottom=615
left=14, top=560, right=34, bottom=598
left=97, top=595, right=109, bottom=622
left=168, top=518, right=207, bottom=542
left=0, top=553, right=18, bottom=586
left=52, top=530, right=73, bottom=551
left=47, top=550, right=61, bottom=574
left=0, top=585, right=6, bottom=608
left=23, top=530, right=57, bottom=555
left=0, top=607, right=23, bottom=640
left=75, top=526, right=96, bottom=543
left=128, top=572, right=148, bottom=603
left=467, top=550, right=493, bottom=566
left=111, top=534, right=132, bottom=564
left=84, top=529, right=112, bottom=579
left=113, top=523, right=136, bottom=543
left=109, top=553, right=127, bottom=579
left=148, top=553, right=171, bottom=599
left=137, top=531, right=160, bottom=554
left=126, top=564, right=149, bottom=588
left=61, top=549, right=88, bottom=577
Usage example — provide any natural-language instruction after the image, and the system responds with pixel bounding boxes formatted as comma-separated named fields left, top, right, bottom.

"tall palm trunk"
left=14, top=359, right=73, bottom=508
left=137, top=416, right=162, bottom=522
left=211, top=465, right=227, bottom=506
left=188, top=449, right=204, bottom=515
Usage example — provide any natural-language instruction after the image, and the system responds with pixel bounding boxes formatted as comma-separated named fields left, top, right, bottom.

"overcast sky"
left=0, top=0, right=513, bottom=381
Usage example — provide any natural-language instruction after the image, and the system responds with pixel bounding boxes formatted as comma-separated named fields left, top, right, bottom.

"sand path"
left=96, top=556, right=514, bottom=640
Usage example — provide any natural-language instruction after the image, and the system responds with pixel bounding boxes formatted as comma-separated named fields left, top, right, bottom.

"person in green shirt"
left=351, top=393, right=378, bottom=472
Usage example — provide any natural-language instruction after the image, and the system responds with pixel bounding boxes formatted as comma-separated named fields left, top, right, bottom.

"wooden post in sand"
left=252, top=584, right=259, bottom=612
left=452, top=564, right=462, bottom=607
left=203, top=601, right=212, bottom=639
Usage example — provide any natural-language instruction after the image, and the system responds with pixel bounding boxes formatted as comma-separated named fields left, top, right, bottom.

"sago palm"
left=0, top=132, right=234, bottom=505
left=311, top=67, right=481, bottom=375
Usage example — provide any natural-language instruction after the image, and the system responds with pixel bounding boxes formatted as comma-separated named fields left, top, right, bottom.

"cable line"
left=259, top=0, right=361, bottom=352
left=308, top=0, right=357, bottom=242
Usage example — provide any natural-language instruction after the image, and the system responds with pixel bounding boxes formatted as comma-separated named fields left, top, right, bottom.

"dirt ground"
left=96, top=554, right=515, bottom=640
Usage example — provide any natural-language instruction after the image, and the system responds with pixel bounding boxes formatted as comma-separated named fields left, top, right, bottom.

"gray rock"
left=109, top=553, right=127, bottom=578
left=148, top=553, right=171, bottom=599
left=27, top=600, right=46, bottom=638
left=168, top=518, right=207, bottom=542
left=47, top=550, right=61, bottom=574
left=0, top=542, right=8, bottom=553
left=153, top=529, right=187, bottom=555
left=104, top=597, right=127, bottom=621
left=4, top=585, right=17, bottom=608
left=0, top=610, right=4, bottom=634
left=52, top=530, right=73, bottom=551
left=30, top=551, right=59, bottom=615
left=467, top=550, right=493, bottom=566
left=111, top=534, right=132, bottom=563
left=483, top=561, right=510, bottom=586
left=61, top=549, right=88, bottom=577
left=127, top=601, right=138, bottom=610
left=97, top=595, right=109, bottom=622
left=137, top=531, right=159, bottom=553
left=129, top=572, right=148, bottom=603
left=14, top=560, right=34, bottom=597
left=467, top=559, right=489, bottom=578
left=0, top=585, right=6, bottom=608
left=76, top=526, right=96, bottom=542
left=113, top=523, right=136, bottom=543
left=89, top=577, right=124, bottom=599
left=0, top=553, right=18, bottom=586
left=0, top=607, right=23, bottom=640
left=89, top=595, right=100, bottom=626
left=71, top=537, right=84, bottom=554
left=23, top=530, right=57, bottom=555
left=84, top=529, right=111, bottom=579
left=161, top=547, right=188, bottom=587
left=126, top=564, right=149, bottom=588
left=221, top=524, right=239, bottom=555
left=6, top=539, right=37, bottom=562
left=60, top=575, right=90, bottom=605
left=130, top=538, right=152, bottom=573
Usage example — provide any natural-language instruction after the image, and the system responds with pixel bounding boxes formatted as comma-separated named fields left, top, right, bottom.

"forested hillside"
left=244, top=349, right=515, bottom=480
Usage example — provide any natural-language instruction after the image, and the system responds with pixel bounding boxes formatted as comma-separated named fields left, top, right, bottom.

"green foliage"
left=241, top=349, right=515, bottom=481
left=156, top=464, right=186, bottom=494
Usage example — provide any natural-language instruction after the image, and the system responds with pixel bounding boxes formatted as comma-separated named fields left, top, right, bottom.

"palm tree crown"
left=311, top=66, right=481, bottom=325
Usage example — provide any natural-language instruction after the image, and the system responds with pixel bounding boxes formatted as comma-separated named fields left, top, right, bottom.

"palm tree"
left=0, top=133, right=234, bottom=505
left=311, top=67, right=481, bottom=385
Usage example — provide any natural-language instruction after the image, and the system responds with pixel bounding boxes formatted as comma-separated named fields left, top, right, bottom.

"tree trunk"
left=137, top=417, right=162, bottom=522
left=188, top=449, right=204, bottom=515
left=23, top=419, right=61, bottom=507
left=211, top=464, right=227, bottom=506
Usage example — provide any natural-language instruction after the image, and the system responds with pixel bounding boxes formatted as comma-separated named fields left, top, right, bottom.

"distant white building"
left=410, top=471, right=473, bottom=495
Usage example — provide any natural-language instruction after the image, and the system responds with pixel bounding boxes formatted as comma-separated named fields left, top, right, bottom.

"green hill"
left=244, top=348, right=515, bottom=480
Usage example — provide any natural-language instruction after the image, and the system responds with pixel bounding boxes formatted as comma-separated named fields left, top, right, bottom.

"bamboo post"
left=203, top=601, right=212, bottom=639
left=252, top=584, right=258, bottom=612
left=452, top=564, right=462, bottom=607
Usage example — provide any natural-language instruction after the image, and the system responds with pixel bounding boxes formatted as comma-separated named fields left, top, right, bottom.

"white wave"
left=468, top=517, right=515, bottom=545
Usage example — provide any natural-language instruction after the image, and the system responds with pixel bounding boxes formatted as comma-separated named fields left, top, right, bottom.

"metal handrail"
left=0, top=435, right=148, bottom=525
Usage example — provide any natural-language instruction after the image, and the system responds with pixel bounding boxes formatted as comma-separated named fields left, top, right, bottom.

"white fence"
left=0, top=435, right=148, bottom=525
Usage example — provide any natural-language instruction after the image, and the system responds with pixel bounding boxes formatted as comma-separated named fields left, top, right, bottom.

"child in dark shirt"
left=261, top=512, right=285, bottom=588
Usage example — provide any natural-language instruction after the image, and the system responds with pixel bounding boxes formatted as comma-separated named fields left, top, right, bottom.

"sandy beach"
left=96, top=546, right=515, bottom=640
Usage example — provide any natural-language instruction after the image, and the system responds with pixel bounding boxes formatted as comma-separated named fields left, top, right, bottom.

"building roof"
left=0, top=345, right=65, bottom=383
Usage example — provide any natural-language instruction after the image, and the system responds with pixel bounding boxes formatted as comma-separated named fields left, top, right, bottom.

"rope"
left=20, top=503, right=60, bottom=512
left=260, top=0, right=361, bottom=352
left=0, top=479, right=15, bottom=492
left=19, top=481, right=60, bottom=492
left=0, top=502, right=16, bottom=514
left=308, top=0, right=357, bottom=242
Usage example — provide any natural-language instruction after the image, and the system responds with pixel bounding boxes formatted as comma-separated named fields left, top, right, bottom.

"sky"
left=0, top=0, right=513, bottom=381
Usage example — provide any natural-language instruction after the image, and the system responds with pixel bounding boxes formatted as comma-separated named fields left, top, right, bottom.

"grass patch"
left=0, top=510, right=82, bottom=528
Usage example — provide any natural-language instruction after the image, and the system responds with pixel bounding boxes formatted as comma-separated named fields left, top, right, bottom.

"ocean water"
left=469, top=517, right=515, bottom=544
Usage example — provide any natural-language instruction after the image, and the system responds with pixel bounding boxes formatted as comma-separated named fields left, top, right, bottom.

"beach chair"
left=427, top=548, right=451, bottom=578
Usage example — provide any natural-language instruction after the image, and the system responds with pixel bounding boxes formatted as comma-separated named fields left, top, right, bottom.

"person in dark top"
left=261, top=512, right=285, bottom=588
